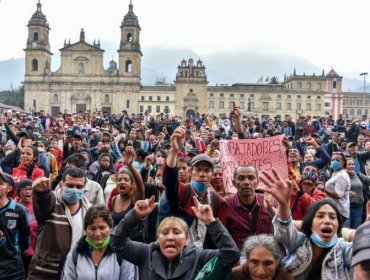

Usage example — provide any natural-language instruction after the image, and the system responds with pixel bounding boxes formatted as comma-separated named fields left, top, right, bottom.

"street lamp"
left=360, top=72, right=368, bottom=113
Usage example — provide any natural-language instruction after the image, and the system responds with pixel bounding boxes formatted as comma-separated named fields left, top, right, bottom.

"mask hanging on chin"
left=310, top=230, right=338, bottom=248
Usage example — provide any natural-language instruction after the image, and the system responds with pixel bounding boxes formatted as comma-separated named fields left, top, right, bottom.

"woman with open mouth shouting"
left=110, top=195, right=240, bottom=280
left=258, top=168, right=358, bottom=280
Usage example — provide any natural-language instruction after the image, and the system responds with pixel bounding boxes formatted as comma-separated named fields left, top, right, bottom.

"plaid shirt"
left=225, top=193, right=274, bottom=249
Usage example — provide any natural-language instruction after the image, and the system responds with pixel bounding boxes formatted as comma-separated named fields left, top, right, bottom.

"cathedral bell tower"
left=118, top=1, right=142, bottom=82
left=24, top=1, right=52, bottom=76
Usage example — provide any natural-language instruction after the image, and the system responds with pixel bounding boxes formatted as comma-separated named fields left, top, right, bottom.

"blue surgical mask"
left=310, top=230, right=338, bottom=248
left=331, top=160, right=341, bottom=171
left=191, top=180, right=208, bottom=193
left=62, top=187, right=84, bottom=205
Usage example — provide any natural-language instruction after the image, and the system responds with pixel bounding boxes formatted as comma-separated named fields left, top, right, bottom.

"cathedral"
left=24, top=1, right=356, bottom=120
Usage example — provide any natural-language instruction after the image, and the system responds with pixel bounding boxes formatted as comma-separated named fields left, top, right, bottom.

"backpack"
left=178, top=183, right=220, bottom=217
left=71, top=245, right=123, bottom=267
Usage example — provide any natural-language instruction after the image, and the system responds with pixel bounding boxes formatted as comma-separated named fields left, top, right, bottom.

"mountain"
left=1, top=43, right=369, bottom=91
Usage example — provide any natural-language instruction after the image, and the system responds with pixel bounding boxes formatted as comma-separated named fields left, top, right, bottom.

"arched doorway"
left=186, top=109, right=196, bottom=118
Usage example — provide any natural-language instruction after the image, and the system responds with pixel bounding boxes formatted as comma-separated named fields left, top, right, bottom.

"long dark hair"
left=301, top=198, right=343, bottom=236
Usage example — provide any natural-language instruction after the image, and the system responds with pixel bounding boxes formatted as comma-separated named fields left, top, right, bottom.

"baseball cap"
left=73, top=134, right=83, bottom=140
left=187, top=148, right=199, bottom=157
left=347, top=142, right=357, bottom=149
left=17, top=179, right=33, bottom=195
left=190, top=154, right=214, bottom=168
left=17, top=131, right=35, bottom=141
left=0, top=172, right=15, bottom=188
left=351, top=221, right=370, bottom=267
left=360, top=121, right=367, bottom=128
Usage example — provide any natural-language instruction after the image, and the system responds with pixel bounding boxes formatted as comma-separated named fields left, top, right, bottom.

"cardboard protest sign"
left=219, top=135, right=288, bottom=193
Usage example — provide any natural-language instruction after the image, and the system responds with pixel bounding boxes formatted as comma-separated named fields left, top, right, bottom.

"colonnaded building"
left=24, top=1, right=369, bottom=120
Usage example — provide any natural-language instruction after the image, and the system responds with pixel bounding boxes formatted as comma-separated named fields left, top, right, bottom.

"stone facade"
left=25, top=1, right=355, bottom=120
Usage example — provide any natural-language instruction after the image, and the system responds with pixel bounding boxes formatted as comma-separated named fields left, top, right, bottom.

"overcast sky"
left=1, top=0, right=370, bottom=78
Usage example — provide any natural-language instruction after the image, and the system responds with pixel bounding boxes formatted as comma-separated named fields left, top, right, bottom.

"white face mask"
left=5, top=150, right=12, bottom=156
left=38, top=147, right=45, bottom=152
left=156, top=157, right=164, bottom=165
left=307, top=148, right=316, bottom=156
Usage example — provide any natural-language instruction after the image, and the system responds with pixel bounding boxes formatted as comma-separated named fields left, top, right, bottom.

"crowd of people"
left=1, top=107, right=370, bottom=280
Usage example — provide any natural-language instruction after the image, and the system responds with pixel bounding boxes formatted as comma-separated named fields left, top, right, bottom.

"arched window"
left=350, top=109, right=355, bottom=115
left=357, top=109, right=362, bottom=116
left=32, top=59, right=38, bottom=71
left=125, top=60, right=133, bottom=72
left=333, top=81, right=337, bottom=89
left=78, top=62, right=85, bottom=74
left=343, top=109, right=348, bottom=115
left=33, top=32, right=39, bottom=41
left=53, top=94, right=58, bottom=103
left=105, top=94, right=109, bottom=103
left=127, top=33, right=133, bottom=43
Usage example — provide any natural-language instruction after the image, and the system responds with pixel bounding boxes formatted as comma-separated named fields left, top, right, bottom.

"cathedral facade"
left=25, top=1, right=352, bottom=120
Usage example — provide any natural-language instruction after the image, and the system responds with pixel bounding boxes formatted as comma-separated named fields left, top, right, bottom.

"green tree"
left=269, top=76, right=279, bottom=84
left=0, top=84, right=24, bottom=109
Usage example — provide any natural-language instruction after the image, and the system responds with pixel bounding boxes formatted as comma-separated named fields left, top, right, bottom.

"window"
left=297, top=95, right=301, bottom=99
left=126, top=100, right=130, bottom=108
left=104, top=94, right=109, bottom=103
left=127, top=33, right=133, bottom=42
left=277, top=95, right=281, bottom=99
left=250, top=94, right=254, bottom=97
left=53, top=94, right=58, bottom=103
left=333, top=81, right=337, bottom=89
left=33, top=99, right=36, bottom=108
left=164, top=106, right=170, bottom=113
left=240, top=102, right=244, bottom=109
left=147, top=106, right=152, bottom=112
left=325, top=102, right=331, bottom=107
left=220, top=93, right=224, bottom=97
left=263, top=102, right=269, bottom=110
left=317, top=96, right=321, bottom=99
left=298, top=82, right=302, bottom=89
left=157, top=96, right=161, bottom=101
left=287, top=95, right=291, bottom=99
left=316, top=104, right=321, bottom=111
left=318, top=83, right=322, bottom=89
left=78, top=62, right=85, bottom=74
left=32, top=59, right=38, bottom=71
left=141, top=96, right=144, bottom=101
left=209, top=101, right=214, bottom=108
left=149, top=96, right=153, bottom=101
left=125, top=60, right=133, bottom=72
left=287, top=103, right=291, bottom=110
left=33, top=32, right=39, bottom=41
left=240, top=94, right=244, bottom=98
left=229, top=102, right=234, bottom=109
left=343, top=109, right=348, bottom=115
left=276, top=103, right=282, bottom=110
left=366, top=109, right=369, bottom=115
left=306, top=103, right=312, bottom=110
left=297, top=103, right=301, bottom=110
left=219, top=101, right=224, bottom=109
left=210, top=93, right=214, bottom=97
left=307, top=82, right=311, bottom=89
left=307, top=96, right=311, bottom=99
left=230, top=93, right=234, bottom=98
left=357, top=109, right=362, bottom=115
left=156, top=106, right=160, bottom=113
left=249, top=102, right=255, bottom=111
left=139, top=105, right=143, bottom=113
left=166, top=96, right=170, bottom=101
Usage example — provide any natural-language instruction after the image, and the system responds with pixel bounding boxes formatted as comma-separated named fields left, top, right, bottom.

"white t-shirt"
left=325, top=169, right=350, bottom=218
left=70, top=207, right=84, bottom=249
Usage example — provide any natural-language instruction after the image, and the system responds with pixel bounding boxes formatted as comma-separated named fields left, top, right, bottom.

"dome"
left=121, top=2, right=140, bottom=29
left=28, top=1, right=49, bottom=28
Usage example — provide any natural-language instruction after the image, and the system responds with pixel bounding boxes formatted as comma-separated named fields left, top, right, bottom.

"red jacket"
left=50, top=146, right=63, bottom=171
left=11, top=165, right=45, bottom=199
left=290, top=187, right=326, bottom=220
